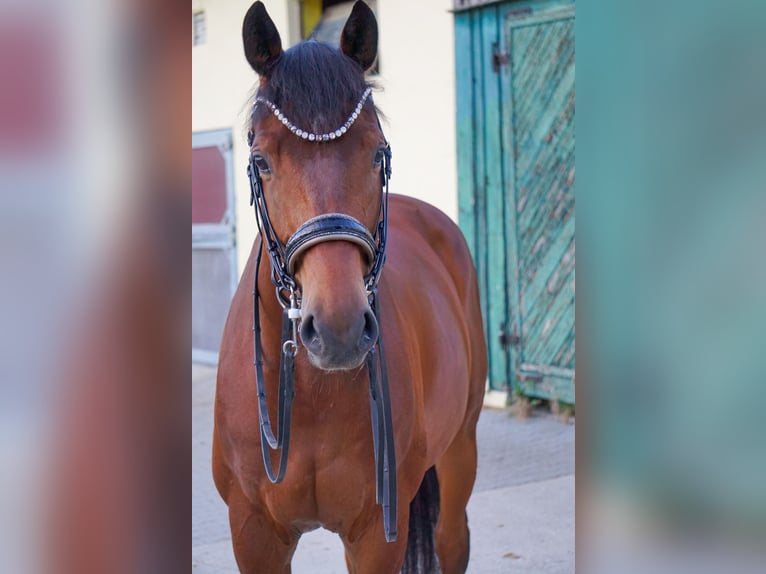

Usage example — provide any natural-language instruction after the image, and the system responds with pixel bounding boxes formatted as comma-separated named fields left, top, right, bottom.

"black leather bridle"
left=246, top=108, right=398, bottom=542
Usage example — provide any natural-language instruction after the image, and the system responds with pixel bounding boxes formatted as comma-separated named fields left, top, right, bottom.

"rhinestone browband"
left=254, top=86, right=373, bottom=142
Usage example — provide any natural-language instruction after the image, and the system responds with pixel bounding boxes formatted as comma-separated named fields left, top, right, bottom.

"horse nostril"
left=301, top=308, right=377, bottom=365
left=362, top=309, right=379, bottom=346
left=300, top=313, right=322, bottom=353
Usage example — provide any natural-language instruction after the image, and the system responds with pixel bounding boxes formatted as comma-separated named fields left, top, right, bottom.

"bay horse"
left=213, top=2, right=487, bottom=572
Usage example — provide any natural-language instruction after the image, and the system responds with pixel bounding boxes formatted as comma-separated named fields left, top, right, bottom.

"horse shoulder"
left=386, top=195, right=486, bottom=460
left=389, top=194, right=478, bottom=307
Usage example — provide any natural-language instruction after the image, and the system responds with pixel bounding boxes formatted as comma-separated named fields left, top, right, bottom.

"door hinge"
left=492, top=42, right=509, bottom=74
left=498, top=322, right=520, bottom=350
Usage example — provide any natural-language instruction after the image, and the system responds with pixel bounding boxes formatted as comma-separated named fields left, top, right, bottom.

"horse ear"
left=340, top=1, right=378, bottom=72
left=242, top=1, right=283, bottom=76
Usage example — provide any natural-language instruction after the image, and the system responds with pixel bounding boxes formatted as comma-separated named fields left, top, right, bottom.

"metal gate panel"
left=193, top=146, right=228, bottom=224
left=192, top=129, right=237, bottom=364
left=192, top=247, right=235, bottom=355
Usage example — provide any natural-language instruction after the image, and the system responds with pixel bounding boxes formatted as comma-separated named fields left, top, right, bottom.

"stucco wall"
left=192, top=0, right=457, bottom=275
left=374, top=0, right=457, bottom=219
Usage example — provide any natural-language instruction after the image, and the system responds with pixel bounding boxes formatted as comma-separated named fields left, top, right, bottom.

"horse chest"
left=230, top=396, right=379, bottom=531
left=249, top=434, right=377, bottom=533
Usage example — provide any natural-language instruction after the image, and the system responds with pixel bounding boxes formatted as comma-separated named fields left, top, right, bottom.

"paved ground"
left=193, top=364, right=574, bottom=573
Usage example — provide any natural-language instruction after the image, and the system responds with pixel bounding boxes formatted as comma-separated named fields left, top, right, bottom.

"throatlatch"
left=247, top=90, right=397, bottom=541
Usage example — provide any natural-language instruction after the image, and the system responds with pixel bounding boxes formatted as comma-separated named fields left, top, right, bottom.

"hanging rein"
left=246, top=88, right=398, bottom=542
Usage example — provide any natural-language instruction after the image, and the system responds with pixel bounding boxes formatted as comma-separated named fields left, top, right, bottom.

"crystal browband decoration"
left=254, top=87, right=373, bottom=142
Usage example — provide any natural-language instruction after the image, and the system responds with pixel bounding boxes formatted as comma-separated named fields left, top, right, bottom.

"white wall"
left=192, top=0, right=457, bottom=276
left=374, top=0, right=457, bottom=221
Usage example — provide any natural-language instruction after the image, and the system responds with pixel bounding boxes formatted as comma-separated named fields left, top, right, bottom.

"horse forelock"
left=250, top=41, right=378, bottom=136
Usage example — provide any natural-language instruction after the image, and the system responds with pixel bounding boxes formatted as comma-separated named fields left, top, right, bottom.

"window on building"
left=192, top=11, right=207, bottom=47
left=303, top=0, right=379, bottom=74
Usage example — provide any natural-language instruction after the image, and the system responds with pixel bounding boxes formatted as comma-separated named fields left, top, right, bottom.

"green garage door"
left=455, top=0, right=575, bottom=404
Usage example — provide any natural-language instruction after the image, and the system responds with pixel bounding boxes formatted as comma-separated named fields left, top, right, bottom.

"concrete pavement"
left=193, top=364, right=574, bottom=573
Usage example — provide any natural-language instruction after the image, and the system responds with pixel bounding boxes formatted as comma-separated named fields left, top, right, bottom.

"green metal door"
left=455, top=0, right=575, bottom=404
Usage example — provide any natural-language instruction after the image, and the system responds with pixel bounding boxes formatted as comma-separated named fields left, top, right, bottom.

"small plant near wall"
left=551, top=398, right=575, bottom=424
left=508, top=388, right=532, bottom=419
left=508, top=387, right=575, bottom=423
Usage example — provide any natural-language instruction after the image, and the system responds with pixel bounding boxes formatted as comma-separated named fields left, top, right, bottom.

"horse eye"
left=373, top=148, right=386, bottom=166
left=253, top=155, right=271, bottom=173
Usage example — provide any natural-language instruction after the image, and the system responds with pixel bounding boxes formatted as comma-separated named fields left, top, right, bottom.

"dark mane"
left=250, top=41, right=376, bottom=135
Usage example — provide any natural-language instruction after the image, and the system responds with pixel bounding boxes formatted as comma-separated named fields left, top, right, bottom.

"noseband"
left=285, top=213, right=376, bottom=275
left=247, top=88, right=398, bottom=542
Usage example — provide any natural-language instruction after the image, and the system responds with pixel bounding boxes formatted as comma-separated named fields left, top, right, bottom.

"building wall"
left=192, top=0, right=457, bottom=275
left=373, top=0, right=457, bottom=220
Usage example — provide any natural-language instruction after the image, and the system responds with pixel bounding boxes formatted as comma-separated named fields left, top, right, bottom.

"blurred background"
left=579, top=1, right=766, bottom=572
left=0, top=0, right=188, bottom=572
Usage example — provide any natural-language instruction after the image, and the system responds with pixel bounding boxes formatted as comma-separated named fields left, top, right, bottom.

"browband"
left=284, top=213, right=377, bottom=275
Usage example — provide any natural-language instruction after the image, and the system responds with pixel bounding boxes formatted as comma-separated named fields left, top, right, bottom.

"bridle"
left=247, top=87, right=398, bottom=542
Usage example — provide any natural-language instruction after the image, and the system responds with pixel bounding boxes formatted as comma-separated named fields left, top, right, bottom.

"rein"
left=247, top=91, right=397, bottom=542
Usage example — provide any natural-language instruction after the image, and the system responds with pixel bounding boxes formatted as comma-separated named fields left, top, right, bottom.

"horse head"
left=243, top=1, right=386, bottom=372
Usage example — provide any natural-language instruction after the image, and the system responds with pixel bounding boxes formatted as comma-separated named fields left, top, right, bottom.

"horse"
left=212, top=2, right=487, bottom=572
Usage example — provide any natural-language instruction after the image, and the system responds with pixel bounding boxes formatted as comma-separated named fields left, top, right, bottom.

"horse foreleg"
left=342, top=512, right=410, bottom=574
left=434, top=427, right=478, bottom=574
left=226, top=482, right=298, bottom=574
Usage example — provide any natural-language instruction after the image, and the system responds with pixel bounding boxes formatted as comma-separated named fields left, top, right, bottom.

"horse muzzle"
left=300, top=305, right=378, bottom=371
